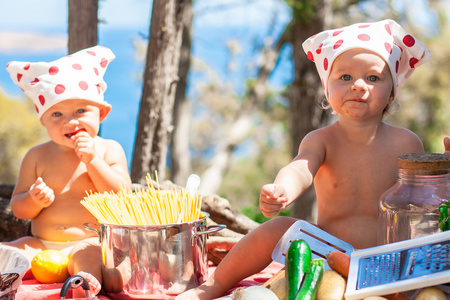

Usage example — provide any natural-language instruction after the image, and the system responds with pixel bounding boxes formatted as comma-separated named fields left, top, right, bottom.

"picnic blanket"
left=15, top=261, right=284, bottom=300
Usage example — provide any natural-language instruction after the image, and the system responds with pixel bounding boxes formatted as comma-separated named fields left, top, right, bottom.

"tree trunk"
left=68, top=0, right=98, bottom=54
left=288, top=0, right=332, bottom=222
left=131, top=0, right=190, bottom=185
left=170, top=1, right=193, bottom=186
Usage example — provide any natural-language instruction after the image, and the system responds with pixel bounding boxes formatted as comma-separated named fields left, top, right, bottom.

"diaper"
left=37, top=238, right=78, bottom=256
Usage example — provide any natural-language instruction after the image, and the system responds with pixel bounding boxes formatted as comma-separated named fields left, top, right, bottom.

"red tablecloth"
left=15, top=262, right=284, bottom=300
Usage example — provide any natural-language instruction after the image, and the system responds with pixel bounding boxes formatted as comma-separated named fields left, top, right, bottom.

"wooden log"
left=206, top=218, right=245, bottom=239
left=201, top=194, right=259, bottom=235
left=0, top=197, right=31, bottom=242
left=0, top=184, right=14, bottom=199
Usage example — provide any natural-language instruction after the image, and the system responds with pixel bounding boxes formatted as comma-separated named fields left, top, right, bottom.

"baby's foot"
left=72, top=271, right=102, bottom=297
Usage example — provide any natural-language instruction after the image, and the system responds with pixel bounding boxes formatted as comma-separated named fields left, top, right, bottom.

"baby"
left=2, top=45, right=132, bottom=295
left=176, top=19, right=433, bottom=299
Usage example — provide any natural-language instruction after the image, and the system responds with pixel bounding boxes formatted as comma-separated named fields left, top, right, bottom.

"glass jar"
left=378, top=153, right=450, bottom=245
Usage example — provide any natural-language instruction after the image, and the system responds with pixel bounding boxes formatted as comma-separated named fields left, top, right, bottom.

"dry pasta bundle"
left=80, top=174, right=202, bottom=226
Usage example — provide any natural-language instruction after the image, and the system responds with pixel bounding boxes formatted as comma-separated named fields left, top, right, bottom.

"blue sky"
left=0, top=0, right=291, bottom=52
left=0, top=0, right=152, bottom=53
left=0, top=0, right=152, bottom=30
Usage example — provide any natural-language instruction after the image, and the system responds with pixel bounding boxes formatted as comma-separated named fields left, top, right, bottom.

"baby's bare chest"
left=37, top=155, right=96, bottom=195
left=315, top=147, right=399, bottom=213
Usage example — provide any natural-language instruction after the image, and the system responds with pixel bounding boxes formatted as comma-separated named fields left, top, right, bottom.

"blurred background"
left=1, top=0, right=449, bottom=223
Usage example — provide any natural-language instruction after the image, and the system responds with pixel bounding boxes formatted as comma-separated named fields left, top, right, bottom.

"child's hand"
left=444, top=137, right=450, bottom=156
left=72, top=130, right=97, bottom=163
left=260, top=184, right=288, bottom=218
left=29, top=177, right=55, bottom=208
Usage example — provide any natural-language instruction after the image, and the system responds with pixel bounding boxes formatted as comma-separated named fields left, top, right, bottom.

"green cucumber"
left=286, top=239, right=312, bottom=300
left=295, top=258, right=325, bottom=300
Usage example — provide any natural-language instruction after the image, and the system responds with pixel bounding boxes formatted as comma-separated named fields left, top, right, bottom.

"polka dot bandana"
left=6, top=45, right=115, bottom=119
left=302, top=19, right=431, bottom=100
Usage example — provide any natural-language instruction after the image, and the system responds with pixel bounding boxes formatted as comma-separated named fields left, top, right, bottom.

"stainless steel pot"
left=84, top=212, right=225, bottom=296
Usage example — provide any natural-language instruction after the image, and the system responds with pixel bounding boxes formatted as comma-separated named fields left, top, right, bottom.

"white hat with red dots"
left=6, top=45, right=115, bottom=119
left=302, top=19, right=431, bottom=100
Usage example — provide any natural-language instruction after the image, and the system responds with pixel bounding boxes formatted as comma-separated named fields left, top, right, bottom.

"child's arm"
left=73, top=132, right=131, bottom=192
left=11, top=150, right=55, bottom=219
left=260, top=131, right=325, bottom=217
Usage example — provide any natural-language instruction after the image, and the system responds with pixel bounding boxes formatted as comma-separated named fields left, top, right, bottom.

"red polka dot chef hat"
left=6, top=45, right=115, bottom=120
left=302, top=19, right=431, bottom=100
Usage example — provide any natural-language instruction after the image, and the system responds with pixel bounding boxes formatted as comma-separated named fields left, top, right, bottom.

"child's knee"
left=68, top=239, right=102, bottom=272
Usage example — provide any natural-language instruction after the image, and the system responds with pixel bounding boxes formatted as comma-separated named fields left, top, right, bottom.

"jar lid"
left=398, top=153, right=450, bottom=171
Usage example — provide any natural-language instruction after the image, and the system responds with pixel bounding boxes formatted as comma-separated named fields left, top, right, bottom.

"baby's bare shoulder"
left=297, top=125, right=338, bottom=165
left=384, top=123, right=417, bottom=134
left=93, top=136, right=128, bottom=163
left=382, top=123, right=423, bottom=149
left=302, top=124, right=337, bottom=143
left=23, top=141, right=54, bottom=160
left=94, top=136, right=122, bottom=149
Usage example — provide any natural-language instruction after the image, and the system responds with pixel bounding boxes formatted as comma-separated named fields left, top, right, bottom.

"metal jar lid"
left=398, top=153, right=450, bottom=175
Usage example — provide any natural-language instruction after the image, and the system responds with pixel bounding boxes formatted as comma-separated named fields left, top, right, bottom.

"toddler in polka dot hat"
left=6, top=45, right=114, bottom=120
left=3, top=45, right=131, bottom=297
left=302, top=19, right=431, bottom=100
left=175, top=20, right=437, bottom=300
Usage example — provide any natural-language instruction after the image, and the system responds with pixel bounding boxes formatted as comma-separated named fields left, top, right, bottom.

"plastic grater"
left=345, top=230, right=450, bottom=300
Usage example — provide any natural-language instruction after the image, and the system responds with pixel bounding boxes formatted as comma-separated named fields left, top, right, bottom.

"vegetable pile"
left=260, top=239, right=447, bottom=300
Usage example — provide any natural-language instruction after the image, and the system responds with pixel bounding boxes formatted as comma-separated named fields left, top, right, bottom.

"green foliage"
left=242, top=204, right=291, bottom=224
left=284, top=0, right=316, bottom=22
left=0, top=90, right=47, bottom=183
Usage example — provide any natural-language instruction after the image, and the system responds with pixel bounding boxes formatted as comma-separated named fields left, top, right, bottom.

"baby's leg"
left=1, top=236, right=46, bottom=279
left=176, top=216, right=297, bottom=300
left=68, top=237, right=102, bottom=296
left=2, top=236, right=46, bottom=261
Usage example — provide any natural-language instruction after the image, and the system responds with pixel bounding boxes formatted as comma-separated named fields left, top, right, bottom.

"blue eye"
left=52, top=112, right=62, bottom=117
left=76, top=109, right=86, bottom=114
left=341, top=75, right=351, bottom=81
left=368, top=75, right=379, bottom=82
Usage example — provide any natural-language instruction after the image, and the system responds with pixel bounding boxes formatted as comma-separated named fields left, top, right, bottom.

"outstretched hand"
left=259, top=184, right=288, bottom=218
left=444, top=137, right=450, bottom=156
left=29, top=177, right=55, bottom=208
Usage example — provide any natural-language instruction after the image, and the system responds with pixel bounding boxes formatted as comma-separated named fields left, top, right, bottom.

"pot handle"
left=60, top=275, right=91, bottom=299
left=191, top=224, right=226, bottom=245
left=83, top=222, right=101, bottom=243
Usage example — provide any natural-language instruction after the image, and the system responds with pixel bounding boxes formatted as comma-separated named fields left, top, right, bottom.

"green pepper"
left=295, top=258, right=325, bottom=300
left=286, top=239, right=312, bottom=300
left=439, top=202, right=450, bottom=231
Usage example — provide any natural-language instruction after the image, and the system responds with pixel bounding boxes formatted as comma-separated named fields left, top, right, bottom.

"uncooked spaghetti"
left=80, top=174, right=202, bottom=226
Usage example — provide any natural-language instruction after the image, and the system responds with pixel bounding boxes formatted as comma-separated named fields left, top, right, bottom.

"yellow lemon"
left=30, top=250, right=70, bottom=283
